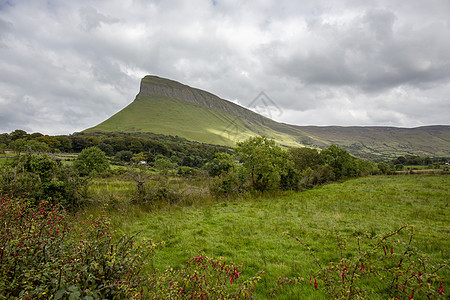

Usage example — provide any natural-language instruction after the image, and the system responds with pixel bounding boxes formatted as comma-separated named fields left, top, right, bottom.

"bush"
left=74, top=146, right=110, bottom=176
left=0, top=154, right=88, bottom=210
left=177, top=166, right=199, bottom=177
left=274, top=226, right=447, bottom=299
left=300, top=165, right=335, bottom=189
left=0, top=196, right=160, bottom=299
left=149, top=254, right=263, bottom=299
left=209, top=166, right=248, bottom=197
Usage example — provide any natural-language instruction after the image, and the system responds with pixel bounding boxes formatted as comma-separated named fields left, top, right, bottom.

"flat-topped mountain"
left=85, top=75, right=450, bottom=160
left=85, top=75, right=310, bottom=147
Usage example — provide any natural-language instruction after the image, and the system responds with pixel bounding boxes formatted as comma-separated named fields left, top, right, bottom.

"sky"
left=0, top=0, right=449, bottom=135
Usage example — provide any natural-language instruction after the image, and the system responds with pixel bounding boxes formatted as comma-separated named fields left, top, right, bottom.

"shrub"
left=299, top=165, right=335, bottom=189
left=205, top=153, right=235, bottom=177
left=0, top=196, right=160, bottom=299
left=0, top=154, right=88, bottom=210
left=149, top=254, right=263, bottom=299
left=209, top=166, right=248, bottom=197
left=178, top=166, right=199, bottom=177
left=274, top=226, right=447, bottom=299
left=74, top=146, right=110, bottom=176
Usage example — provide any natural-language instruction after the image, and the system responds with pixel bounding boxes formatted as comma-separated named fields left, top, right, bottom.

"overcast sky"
left=1, top=0, right=449, bottom=135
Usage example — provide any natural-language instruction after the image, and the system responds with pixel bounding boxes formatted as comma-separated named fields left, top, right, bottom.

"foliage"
left=205, top=152, right=236, bottom=177
left=0, top=154, right=88, bottom=210
left=288, top=147, right=323, bottom=172
left=10, top=138, right=49, bottom=154
left=177, top=166, right=199, bottom=176
left=74, top=146, right=110, bottom=176
left=149, top=254, right=263, bottom=299
left=276, top=226, right=448, bottom=299
left=0, top=196, right=160, bottom=299
left=377, top=162, right=394, bottom=174
left=235, top=136, right=294, bottom=192
left=210, top=165, right=248, bottom=197
left=153, top=155, right=178, bottom=174
left=299, top=165, right=335, bottom=189
left=320, top=144, right=358, bottom=180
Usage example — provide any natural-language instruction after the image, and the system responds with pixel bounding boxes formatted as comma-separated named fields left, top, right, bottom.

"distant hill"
left=85, top=75, right=450, bottom=160
left=289, top=125, right=450, bottom=160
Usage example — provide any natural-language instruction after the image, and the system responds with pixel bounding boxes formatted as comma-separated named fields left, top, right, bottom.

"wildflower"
left=408, top=289, right=414, bottom=300
left=360, top=263, right=366, bottom=272
left=314, top=278, right=318, bottom=290
left=391, top=245, right=394, bottom=254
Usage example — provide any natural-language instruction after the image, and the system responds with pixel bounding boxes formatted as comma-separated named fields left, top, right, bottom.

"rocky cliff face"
left=136, top=75, right=241, bottom=113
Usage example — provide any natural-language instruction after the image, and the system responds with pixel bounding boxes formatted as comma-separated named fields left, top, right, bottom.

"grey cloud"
left=263, top=6, right=450, bottom=94
left=78, top=6, right=119, bottom=31
left=0, top=0, right=449, bottom=134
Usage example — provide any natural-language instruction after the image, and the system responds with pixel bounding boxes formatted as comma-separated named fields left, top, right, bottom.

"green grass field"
left=92, top=175, right=449, bottom=298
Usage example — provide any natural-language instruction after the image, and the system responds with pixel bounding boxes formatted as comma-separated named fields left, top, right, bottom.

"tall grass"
left=82, top=175, right=449, bottom=298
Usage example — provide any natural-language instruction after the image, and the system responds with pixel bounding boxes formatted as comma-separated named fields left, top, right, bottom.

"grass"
left=88, top=174, right=449, bottom=298
left=86, top=95, right=303, bottom=147
left=0, top=153, right=15, bottom=167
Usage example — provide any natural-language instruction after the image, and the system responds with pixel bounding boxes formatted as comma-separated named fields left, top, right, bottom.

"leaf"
left=69, top=291, right=81, bottom=300
left=55, top=288, right=66, bottom=300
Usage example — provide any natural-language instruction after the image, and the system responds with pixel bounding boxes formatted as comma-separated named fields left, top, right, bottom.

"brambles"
left=149, top=254, right=263, bottom=299
left=277, top=226, right=448, bottom=299
left=0, top=196, right=160, bottom=299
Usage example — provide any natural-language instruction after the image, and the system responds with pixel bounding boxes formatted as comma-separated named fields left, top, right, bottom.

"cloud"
left=78, top=6, right=119, bottom=31
left=0, top=0, right=449, bottom=134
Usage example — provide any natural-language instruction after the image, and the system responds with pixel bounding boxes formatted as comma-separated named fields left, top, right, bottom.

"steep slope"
left=86, top=75, right=310, bottom=147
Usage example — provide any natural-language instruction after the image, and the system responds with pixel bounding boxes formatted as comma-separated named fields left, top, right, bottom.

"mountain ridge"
left=85, top=75, right=450, bottom=160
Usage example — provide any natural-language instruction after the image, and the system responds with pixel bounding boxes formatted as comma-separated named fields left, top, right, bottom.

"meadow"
left=85, top=174, right=449, bottom=298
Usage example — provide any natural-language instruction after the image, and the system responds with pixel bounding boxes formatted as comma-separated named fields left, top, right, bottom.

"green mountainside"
left=86, top=75, right=310, bottom=147
left=85, top=75, right=450, bottom=160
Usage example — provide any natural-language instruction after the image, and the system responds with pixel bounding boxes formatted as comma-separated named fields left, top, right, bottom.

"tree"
left=10, top=129, right=28, bottom=141
left=74, top=146, right=110, bottom=176
left=320, top=144, right=357, bottom=180
left=288, top=147, right=322, bottom=172
left=10, top=138, right=49, bottom=154
left=154, top=155, right=177, bottom=174
left=0, top=153, right=88, bottom=209
left=205, top=153, right=235, bottom=177
left=98, top=142, right=115, bottom=156
left=235, top=136, right=294, bottom=191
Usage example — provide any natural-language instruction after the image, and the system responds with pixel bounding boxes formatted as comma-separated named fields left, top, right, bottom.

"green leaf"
left=55, top=288, right=66, bottom=300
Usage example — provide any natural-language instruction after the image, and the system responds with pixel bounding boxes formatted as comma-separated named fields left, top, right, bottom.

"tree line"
left=0, top=129, right=231, bottom=168
left=208, top=136, right=381, bottom=196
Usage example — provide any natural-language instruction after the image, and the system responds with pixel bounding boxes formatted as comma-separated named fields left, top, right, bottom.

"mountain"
left=289, top=125, right=450, bottom=160
left=85, top=75, right=311, bottom=147
left=85, top=75, right=450, bottom=160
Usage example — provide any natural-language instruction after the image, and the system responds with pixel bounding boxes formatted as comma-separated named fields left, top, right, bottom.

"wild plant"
left=274, top=225, right=447, bottom=299
left=0, top=195, right=160, bottom=299
left=149, top=253, right=263, bottom=299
